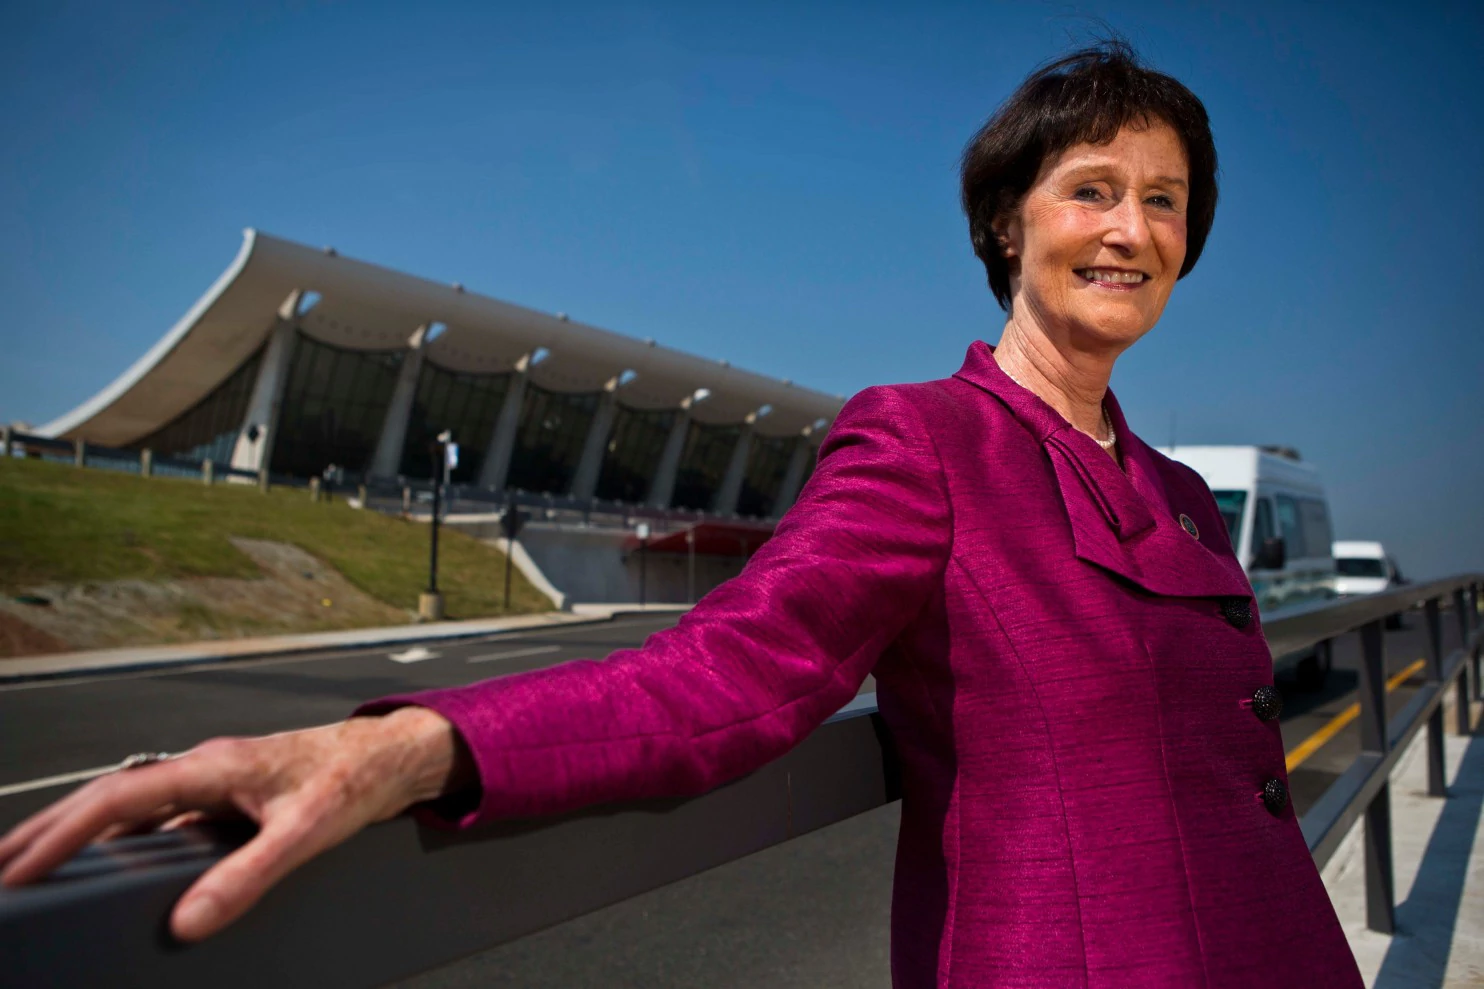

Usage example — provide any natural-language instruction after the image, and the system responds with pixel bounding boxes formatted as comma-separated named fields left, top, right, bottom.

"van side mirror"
left=1252, top=537, right=1286, bottom=571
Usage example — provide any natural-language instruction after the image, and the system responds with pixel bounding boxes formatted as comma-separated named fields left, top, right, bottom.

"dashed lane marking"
left=467, top=645, right=562, bottom=664
left=1285, top=658, right=1427, bottom=773
left=0, top=617, right=678, bottom=693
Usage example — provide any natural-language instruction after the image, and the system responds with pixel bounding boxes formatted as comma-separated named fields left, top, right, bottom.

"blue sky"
left=3, top=1, right=1481, bottom=578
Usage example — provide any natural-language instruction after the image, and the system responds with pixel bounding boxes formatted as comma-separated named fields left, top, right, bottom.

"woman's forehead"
left=1041, top=124, right=1190, bottom=182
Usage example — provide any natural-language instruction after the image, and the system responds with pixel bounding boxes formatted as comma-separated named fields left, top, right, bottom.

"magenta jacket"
left=360, top=341, right=1362, bottom=988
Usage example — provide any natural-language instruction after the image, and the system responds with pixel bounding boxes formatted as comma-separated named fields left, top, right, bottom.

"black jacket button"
left=1252, top=685, right=1283, bottom=722
left=1262, top=778, right=1289, bottom=814
left=1221, top=598, right=1252, bottom=629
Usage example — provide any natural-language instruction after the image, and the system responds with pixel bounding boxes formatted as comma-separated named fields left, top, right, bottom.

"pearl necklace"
left=999, top=363, right=1118, bottom=450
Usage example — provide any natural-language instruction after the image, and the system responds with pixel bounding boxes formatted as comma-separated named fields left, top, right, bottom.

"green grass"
left=0, top=457, right=551, bottom=619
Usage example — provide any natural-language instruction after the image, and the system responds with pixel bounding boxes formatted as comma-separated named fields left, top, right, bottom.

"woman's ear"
left=993, top=213, right=1021, bottom=259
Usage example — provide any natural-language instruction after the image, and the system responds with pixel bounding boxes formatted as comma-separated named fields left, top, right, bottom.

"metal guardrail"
left=0, top=577, right=1479, bottom=986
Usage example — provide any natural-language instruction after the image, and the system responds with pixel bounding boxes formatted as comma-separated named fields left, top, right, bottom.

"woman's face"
left=1000, top=120, right=1190, bottom=351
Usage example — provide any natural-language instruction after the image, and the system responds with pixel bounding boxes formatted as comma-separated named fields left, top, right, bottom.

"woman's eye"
left=1074, top=187, right=1102, bottom=201
left=1147, top=194, right=1176, bottom=209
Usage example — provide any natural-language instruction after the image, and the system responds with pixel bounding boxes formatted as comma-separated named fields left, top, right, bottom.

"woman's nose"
left=1102, top=192, right=1152, bottom=253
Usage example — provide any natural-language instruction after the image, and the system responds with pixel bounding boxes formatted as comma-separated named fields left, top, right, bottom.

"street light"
left=419, top=430, right=455, bottom=622
left=636, top=522, right=651, bottom=607
left=500, top=492, right=528, bottom=612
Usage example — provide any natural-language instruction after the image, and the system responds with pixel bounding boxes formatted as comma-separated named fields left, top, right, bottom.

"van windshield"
left=1336, top=558, right=1386, bottom=578
left=1212, top=490, right=1246, bottom=547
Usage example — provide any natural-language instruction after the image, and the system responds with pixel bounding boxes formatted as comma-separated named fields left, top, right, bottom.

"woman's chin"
left=1067, top=308, right=1157, bottom=348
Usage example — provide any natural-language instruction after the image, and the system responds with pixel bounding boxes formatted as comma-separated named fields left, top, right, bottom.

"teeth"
left=1079, top=269, right=1145, bottom=284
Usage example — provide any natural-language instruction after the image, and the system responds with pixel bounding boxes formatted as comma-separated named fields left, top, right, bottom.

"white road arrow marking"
left=388, top=646, right=439, bottom=664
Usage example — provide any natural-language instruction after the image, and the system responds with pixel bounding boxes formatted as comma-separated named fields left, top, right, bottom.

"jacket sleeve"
left=356, top=384, right=953, bottom=827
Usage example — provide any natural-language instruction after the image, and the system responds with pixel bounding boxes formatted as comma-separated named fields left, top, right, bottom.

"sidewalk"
left=0, top=603, right=691, bottom=683
left=1321, top=695, right=1484, bottom=987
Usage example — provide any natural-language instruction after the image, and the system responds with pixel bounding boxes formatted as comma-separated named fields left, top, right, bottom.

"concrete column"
left=477, top=371, right=528, bottom=490
left=231, top=312, right=299, bottom=472
left=140, top=449, right=154, bottom=478
left=569, top=391, right=618, bottom=499
left=646, top=410, right=691, bottom=509
left=712, top=424, right=753, bottom=515
left=74, top=439, right=87, bottom=468
left=771, top=438, right=815, bottom=516
left=202, top=459, right=215, bottom=485
left=369, top=328, right=428, bottom=480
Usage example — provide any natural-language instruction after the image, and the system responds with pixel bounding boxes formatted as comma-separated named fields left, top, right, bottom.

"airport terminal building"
left=40, top=230, right=842, bottom=521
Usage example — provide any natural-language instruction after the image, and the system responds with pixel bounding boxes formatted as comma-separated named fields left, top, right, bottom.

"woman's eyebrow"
left=1060, top=163, right=1189, bottom=191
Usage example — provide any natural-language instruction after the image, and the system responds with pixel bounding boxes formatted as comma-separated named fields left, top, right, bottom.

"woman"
left=0, top=43, right=1362, bottom=988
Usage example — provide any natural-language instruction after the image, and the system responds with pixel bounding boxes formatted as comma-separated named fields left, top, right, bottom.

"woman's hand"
left=0, top=706, right=473, bottom=942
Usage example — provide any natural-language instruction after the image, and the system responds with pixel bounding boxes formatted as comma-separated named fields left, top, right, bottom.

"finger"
left=0, top=800, right=72, bottom=874
left=171, top=805, right=350, bottom=942
left=2, top=758, right=229, bottom=885
left=161, top=810, right=209, bottom=831
left=96, top=804, right=182, bottom=842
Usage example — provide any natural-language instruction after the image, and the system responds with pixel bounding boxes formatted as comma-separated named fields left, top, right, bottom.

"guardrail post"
left=202, top=459, right=215, bottom=486
left=139, top=448, right=153, bottom=477
left=309, top=477, right=322, bottom=503
left=258, top=466, right=270, bottom=493
left=74, top=439, right=86, bottom=468
left=1466, top=582, right=1478, bottom=703
left=1454, top=589, right=1474, bottom=734
left=1357, top=619, right=1396, bottom=933
left=1423, top=598, right=1447, bottom=796
left=1, top=425, right=10, bottom=458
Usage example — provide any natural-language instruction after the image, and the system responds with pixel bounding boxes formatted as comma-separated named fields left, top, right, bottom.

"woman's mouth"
left=1075, top=268, right=1148, bottom=289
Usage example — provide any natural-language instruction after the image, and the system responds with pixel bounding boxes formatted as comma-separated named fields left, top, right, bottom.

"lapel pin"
left=1178, top=514, right=1199, bottom=539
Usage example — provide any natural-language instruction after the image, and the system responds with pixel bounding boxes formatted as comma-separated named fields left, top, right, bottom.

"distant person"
left=0, top=42, right=1362, bottom=988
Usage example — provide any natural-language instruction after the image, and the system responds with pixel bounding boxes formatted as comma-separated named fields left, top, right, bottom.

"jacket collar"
left=953, top=340, right=1251, bottom=601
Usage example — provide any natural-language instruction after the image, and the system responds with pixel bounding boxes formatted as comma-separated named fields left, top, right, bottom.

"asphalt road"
left=0, top=606, right=1467, bottom=988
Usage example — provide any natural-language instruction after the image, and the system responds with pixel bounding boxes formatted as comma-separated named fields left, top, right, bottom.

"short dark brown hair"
left=960, top=41, right=1219, bottom=310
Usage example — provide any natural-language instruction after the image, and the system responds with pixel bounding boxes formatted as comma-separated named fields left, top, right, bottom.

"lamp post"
left=685, top=526, right=696, bottom=604
left=499, top=492, right=527, bottom=612
left=419, top=430, right=454, bottom=621
left=636, top=522, right=651, bottom=607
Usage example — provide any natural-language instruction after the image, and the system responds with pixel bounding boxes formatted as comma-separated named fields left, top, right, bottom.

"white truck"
left=1158, top=445, right=1339, bottom=686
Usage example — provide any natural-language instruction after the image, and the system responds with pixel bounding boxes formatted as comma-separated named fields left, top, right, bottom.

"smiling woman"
left=0, top=40, right=1365, bottom=989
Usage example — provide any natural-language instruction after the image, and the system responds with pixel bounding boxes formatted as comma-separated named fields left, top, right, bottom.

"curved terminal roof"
left=41, top=229, right=844, bottom=446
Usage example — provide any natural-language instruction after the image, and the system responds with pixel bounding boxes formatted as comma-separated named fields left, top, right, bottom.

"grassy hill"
left=0, top=456, right=551, bottom=624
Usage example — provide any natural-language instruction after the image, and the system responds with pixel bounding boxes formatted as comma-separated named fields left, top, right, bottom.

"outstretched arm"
left=0, top=384, right=950, bottom=939
left=362, top=384, right=954, bottom=824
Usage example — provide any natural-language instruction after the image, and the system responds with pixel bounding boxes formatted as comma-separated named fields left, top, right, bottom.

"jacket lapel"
left=953, top=341, right=1251, bottom=601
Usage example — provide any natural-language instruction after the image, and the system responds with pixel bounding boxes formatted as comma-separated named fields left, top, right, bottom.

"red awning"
left=624, top=521, right=776, bottom=556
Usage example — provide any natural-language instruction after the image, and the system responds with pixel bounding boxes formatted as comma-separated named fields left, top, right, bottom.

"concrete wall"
left=449, top=521, right=749, bottom=605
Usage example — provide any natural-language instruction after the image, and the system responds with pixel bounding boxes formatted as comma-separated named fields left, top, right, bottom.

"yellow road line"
left=1285, top=658, right=1427, bottom=773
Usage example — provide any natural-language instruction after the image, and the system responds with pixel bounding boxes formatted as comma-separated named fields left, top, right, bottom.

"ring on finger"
left=117, top=752, right=173, bottom=772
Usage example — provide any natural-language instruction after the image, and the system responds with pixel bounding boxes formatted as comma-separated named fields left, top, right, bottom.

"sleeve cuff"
left=354, top=690, right=493, bottom=830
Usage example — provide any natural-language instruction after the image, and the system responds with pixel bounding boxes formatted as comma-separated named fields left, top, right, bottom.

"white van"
left=1332, top=540, right=1400, bottom=597
left=1158, top=445, right=1339, bottom=684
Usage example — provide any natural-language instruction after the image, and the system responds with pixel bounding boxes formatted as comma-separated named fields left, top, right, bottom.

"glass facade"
left=505, top=383, right=601, bottom=494
left=671, top=421, right=741, bottom=511
left=595, top=405, right=676, bottom=504
left=132, top=346, right=264, bottom=464
left=398, top=362, right=511, bottom=484
left=737, top=434, right=800, bottom=518
left=270, top=333, right=404, bottom=480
